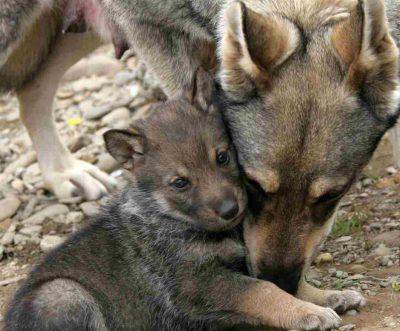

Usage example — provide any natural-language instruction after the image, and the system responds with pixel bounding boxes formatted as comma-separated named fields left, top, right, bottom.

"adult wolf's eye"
left=217, top=151, right=230, bottom=165
left=171, top=177, right=189, bottom=190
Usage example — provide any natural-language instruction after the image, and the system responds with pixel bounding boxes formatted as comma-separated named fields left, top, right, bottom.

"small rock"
left=372, top=244, right=392, bottom=257
left=0, top=245, right=4, bottom=259
left=382, top=316, right=397, bottom=328
left=0, top=196, right=21, bottom=222
left=80, top=202, right=99, bottom=217
left=23, top=204, right=69, bottom=225
left=101, top=107, right=130, bottom=127
left=349, top=264, right=368, bottom=274
left=345, top=310, right=358, bottom=317
left=335, top=270, right=348, bottom=279
left=386, top=166, right=398, bottom=175
left=65, top=212, right=84, bottom=224
left=40, top=235, right=65, bottom=252
left=11, top=179, right=24, bottom=193
left=115, top=71, right=135, bottom=86
left=4, top=151, right=36, bottom=174
left=19, top=225, right=42, bottom=237
left=339, top=324, right=355, bottom=330
left=0, top=224, right=16, bottom=245
left=315, top=252, right=333, bottom=264
left=84, top=104, right=113, bottom=120
left=348, top=274, right=365, bottom=281
left=371, top=231, right=400, bottom=247
left=335, top=236, right=352, bottom=243
left=13, top=233, right=29, bottom=245
left=96, top=153, right=119, bottom=173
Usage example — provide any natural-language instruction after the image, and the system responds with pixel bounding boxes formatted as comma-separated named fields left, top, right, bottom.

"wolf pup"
left=5, top=71, right=341, bottom=331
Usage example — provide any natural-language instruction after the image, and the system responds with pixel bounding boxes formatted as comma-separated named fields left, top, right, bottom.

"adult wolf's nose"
left=260, top=265, right=303, bottom=295
left=215, top=199, right=239, bottom=220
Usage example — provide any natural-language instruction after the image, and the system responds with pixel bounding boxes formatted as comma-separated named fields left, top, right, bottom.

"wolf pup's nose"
left=216, top=199, right=239, bottom=220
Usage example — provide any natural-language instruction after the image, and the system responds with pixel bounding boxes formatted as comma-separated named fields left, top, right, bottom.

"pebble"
left=80, top=202, right=99, bottom=217
left=65, top=212, right=84, bottom=224
left=115, top=71, right=135, bottom=86
left=348, top=264, right=367, bottom=274
left=40, top=235, right=65, bottom=252
left=339, top=324, right=355, bottom=330
left=96, top=153, right=119, bottom=173
left=101, top=107, right=130, bottom=127
left=19, top=225, right=42, bottom=237
left=4, top=151, right=36, bottom=174
left=315, top=252, right=333, bottom=264
left=372, top=244, right=392, bottom=257
left=345, top=310, right=358, bottom=316
left=23, top=204, right=69, bottom=225
left=372, top=231, right=400, bottom=247
left=335, top=236, right=352, bottom=243
left=0, top=195, right=21, bottom=222
left=0, top=224, right=16, bottom=246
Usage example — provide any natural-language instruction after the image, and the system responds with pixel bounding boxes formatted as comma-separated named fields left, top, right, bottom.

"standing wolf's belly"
left=0, top=6, right=62, bottom=93
left=0, top=0, right=127, bottom=93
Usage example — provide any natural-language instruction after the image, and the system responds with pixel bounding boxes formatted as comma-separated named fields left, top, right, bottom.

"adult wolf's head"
left=216, top=0, right=399, bottom=293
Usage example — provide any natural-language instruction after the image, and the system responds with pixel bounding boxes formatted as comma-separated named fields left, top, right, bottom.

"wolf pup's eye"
left=217, top=151, right=230, bottom=166
left=171, top=177, right=189, bottom=191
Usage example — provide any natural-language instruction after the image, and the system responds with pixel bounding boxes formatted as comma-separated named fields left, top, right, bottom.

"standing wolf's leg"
left=18, top=31, right=117, bottom=200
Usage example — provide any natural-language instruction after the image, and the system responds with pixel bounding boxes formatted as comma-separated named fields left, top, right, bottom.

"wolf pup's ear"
left=332, top=0, right=400, bottom=121
left=219, top=1, right=300, bottom=102
left=104, top=129, right=144, bottom=168
left=185, top=67, right=215, bottom=112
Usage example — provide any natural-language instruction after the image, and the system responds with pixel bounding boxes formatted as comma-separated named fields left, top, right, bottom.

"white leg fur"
left=18, top=32, right=117, bottom=200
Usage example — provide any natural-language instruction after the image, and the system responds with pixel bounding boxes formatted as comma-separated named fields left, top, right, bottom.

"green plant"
left=331, top=213, right=368, bottom=237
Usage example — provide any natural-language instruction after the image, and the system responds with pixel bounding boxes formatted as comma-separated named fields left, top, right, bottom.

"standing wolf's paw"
left=43, top=159, right=118, bottom=201
left=325, top=290, right=366, bottom=314
left=290, top=303, right=342, bottom=331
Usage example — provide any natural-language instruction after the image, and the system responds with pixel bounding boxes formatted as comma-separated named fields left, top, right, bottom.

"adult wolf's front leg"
left=18, top=32, right=117, bottom=200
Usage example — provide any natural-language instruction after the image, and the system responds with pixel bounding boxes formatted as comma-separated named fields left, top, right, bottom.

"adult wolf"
left=100, top=0, right=400, bottom=313
left=1, top=0, right=399, bottom=320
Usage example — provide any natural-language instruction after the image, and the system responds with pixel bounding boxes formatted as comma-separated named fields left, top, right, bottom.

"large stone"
left=371, top=230, right=400, bottom=247
left=63, top=55, right=123, bottom=82
left=96, top=153, right=119, bottom=173
left=0, top=196, right=21, bottom=222
left=40, top=235, right=65, bottom=252
left=23, top=204, right=69, bottom=225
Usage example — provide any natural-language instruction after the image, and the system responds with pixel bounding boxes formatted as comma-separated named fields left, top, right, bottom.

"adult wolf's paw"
left=43, top=159, right=118, bottom=201
left=326, top=290, right=366, bottom=314
left=297, top=280, right=366, bottom=314
left=291, top=303, right=342, bottom=331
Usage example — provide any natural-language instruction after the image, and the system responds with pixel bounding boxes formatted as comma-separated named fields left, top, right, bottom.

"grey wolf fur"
left=5, top=72, right=342, bottom=331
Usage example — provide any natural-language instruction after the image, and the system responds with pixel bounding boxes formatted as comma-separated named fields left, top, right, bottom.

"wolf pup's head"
left=104, top=69, right=247, bottom=232
left=216, top=0, right=399, bottom=291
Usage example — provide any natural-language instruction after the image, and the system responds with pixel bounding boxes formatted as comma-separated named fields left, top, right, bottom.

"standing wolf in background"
left=0, top=0, right=126, bottom=200
left=1, top=0, right=399, bottom=322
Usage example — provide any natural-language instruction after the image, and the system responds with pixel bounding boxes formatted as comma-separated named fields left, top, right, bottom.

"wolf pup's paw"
left=287, top=301, right=342, bottom=331
left=326, top=290, right=366, bottom=314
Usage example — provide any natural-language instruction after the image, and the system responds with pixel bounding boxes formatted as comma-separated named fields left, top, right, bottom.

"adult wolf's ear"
left=332, top=0, right=400, bottom=121
left=218, top=1, right=300, bottom=101
left=185, top=67, right=215, bottom=112
left=104, top=129, right=144, bottom=169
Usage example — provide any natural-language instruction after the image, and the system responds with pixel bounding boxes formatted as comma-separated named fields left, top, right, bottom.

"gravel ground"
left=0, top=46, right=399, bottom=331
